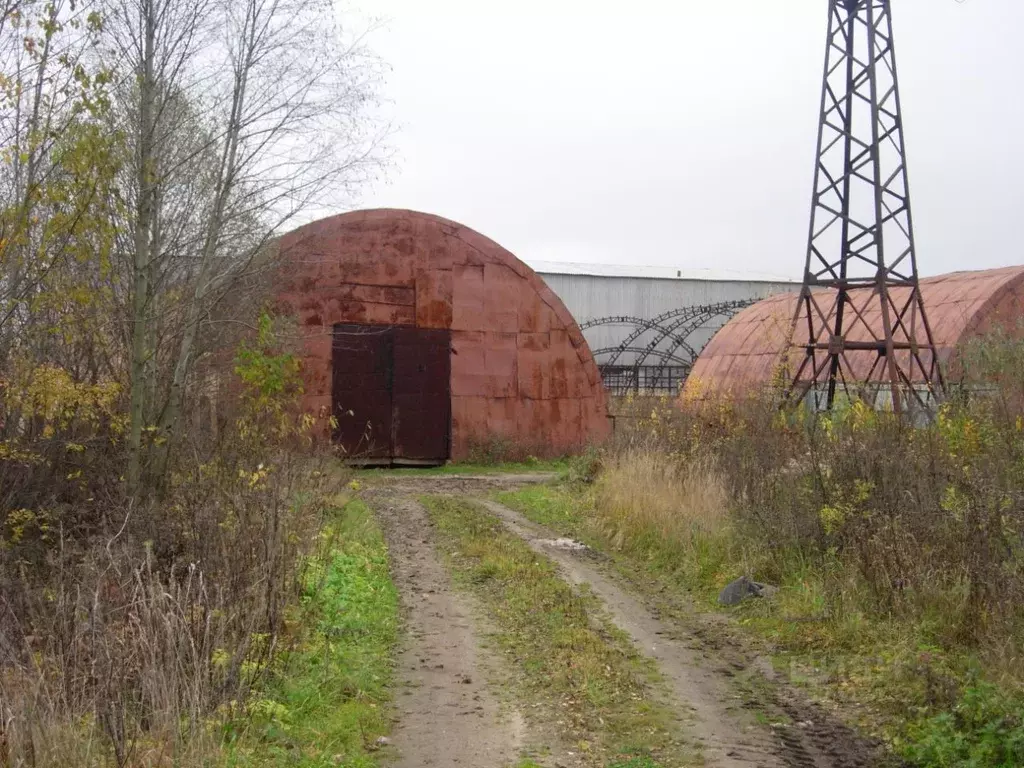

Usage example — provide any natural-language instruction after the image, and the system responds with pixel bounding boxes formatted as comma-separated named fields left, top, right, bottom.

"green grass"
left=496, top=481, right=1024, bottom=768
left=607, top=757, right=662, bottom=768
left=420, top=495, right=696, bottom=768
left=495, top=483, right=586, bottom=531
left=357, top=456, right=570, bottom=478
left=902, top=679, right=1024, bottom=767
left=224, top=499, right=398, bottom=767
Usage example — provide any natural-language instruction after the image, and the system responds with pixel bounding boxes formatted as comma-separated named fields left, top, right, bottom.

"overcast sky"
left=349, top=0, right=1023, bottom=281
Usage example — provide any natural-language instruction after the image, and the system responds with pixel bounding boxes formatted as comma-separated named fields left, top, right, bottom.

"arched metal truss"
left=581, top=300, right=754, bottom=395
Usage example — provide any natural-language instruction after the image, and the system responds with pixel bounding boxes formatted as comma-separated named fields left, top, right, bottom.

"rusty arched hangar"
left=274, top=209, right=611, bottom=464
left=685, top=265, right=1024, bottom=400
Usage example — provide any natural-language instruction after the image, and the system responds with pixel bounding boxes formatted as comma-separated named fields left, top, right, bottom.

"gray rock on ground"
left=718, top=575, right=777, bottom=606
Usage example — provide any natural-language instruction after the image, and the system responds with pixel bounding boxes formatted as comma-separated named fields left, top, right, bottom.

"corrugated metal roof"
left=527, top=259, right=801, bottom=284
left=686, top=266, right=1024, bottom=394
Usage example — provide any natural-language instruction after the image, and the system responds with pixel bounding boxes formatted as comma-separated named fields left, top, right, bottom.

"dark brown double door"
left=331, top=324, right=451, bottom=465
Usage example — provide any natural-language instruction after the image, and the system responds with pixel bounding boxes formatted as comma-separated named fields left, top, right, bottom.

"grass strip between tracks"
left=421, top=495, right=698, bottom=768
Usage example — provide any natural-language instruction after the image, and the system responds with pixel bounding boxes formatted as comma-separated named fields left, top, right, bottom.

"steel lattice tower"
left=785, top=0, right=944, bottom=413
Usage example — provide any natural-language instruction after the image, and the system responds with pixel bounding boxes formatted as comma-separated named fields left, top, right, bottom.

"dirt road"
left=367, top=474, right=890, bottom=768
left=371, top=489, right=526, bottom=767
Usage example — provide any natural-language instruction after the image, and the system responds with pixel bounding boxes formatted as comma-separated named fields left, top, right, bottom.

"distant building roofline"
left=526, top=259, right=801, bottom=284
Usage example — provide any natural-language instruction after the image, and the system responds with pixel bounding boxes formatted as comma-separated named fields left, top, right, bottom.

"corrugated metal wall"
left=536, top=273, right=799, bottom=364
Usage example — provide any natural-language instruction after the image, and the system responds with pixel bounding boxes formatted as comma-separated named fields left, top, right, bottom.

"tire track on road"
left=371, top=491, right=526, bottom=767
left=480, top=498, right=882, bottom=768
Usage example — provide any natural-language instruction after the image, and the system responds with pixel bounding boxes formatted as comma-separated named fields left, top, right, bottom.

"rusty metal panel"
left=332, top=324, right=393, bottom=459
left=451, top=264, right=485, bottom=331
left=335, top=283, right=416, bottom=306
left=415, top=269, right=454, bottom=329
left=484, top=333, right=518, bottom=398
left=392, top=326, right=451, bottom=462
left=481, top=263, right=519, bottom=333
left=450, top=331, right=487, bottom=397
left=517, top=332, right=551, bottom=400
left=517, top=288, right=552, bottom=334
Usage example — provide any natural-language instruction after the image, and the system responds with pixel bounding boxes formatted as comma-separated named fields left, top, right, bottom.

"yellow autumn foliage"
left=4, top=361, right=123, bottom=436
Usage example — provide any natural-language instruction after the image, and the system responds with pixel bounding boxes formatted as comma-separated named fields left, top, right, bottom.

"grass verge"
left=357, top=457, right=570, bottom=478
left=420, top=495, right=696, bottom=768
left=495, top=480, right=1024, bottom=768
left=224, top=498, right=398, bottom=767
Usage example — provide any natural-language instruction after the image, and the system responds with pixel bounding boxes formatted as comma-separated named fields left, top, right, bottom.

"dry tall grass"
left=595, top=449, right=728, bottom=549
left=591, top=337, right=1024, bottom=765
left=593, top=448, right=737, bottom=587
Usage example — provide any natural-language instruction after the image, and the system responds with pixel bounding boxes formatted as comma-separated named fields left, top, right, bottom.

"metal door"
left=391, top=326, right=451, bottom=462
left=331, top=325, right=393, bottom=460
left=331, top=324, right=451, bottom=464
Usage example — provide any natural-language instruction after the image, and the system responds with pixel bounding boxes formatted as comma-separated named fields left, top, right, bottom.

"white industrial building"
left=529, top=261, right=799, bottom=393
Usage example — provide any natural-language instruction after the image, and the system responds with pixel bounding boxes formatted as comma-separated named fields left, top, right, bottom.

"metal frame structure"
left=786, top=0, right=944, bottom=413
left=583, top=301, right=753, bottom=395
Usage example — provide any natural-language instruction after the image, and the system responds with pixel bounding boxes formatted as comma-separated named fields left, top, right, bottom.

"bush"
left=613, top=385, right=1024, bottom=660
left=0, top=314, right=338, bottom=766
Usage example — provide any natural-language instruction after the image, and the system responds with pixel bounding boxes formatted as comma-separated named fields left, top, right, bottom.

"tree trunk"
left=128, top=0, right=157, bottom=496
left=151, top=3, right=255, bottom=480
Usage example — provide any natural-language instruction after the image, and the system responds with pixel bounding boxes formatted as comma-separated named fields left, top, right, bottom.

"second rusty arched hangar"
left=685, top=266, right=1024, bottom=401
